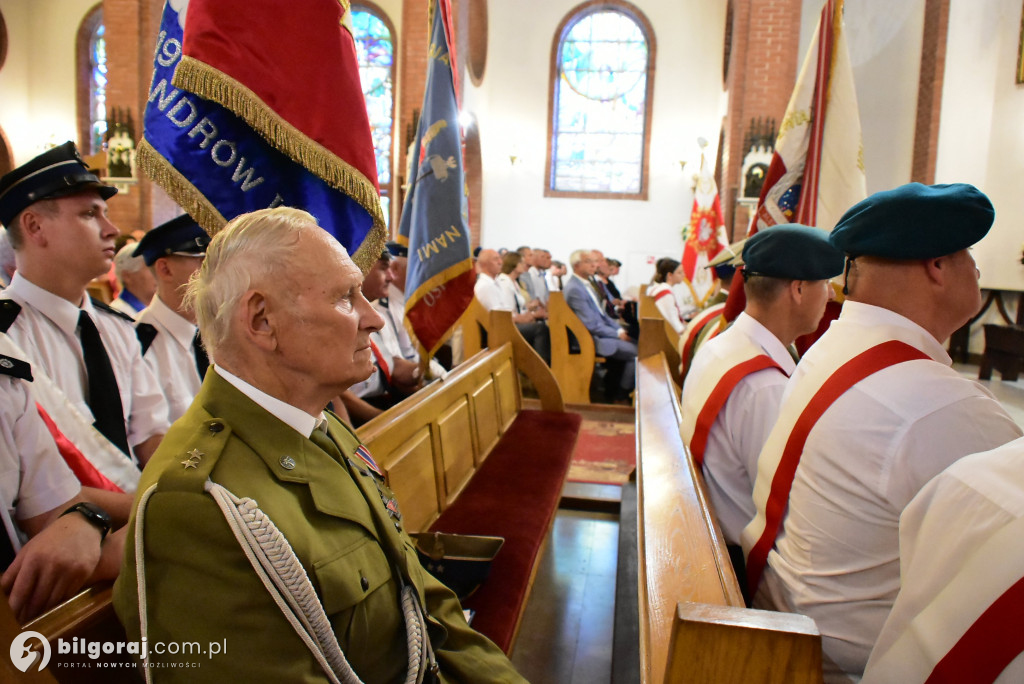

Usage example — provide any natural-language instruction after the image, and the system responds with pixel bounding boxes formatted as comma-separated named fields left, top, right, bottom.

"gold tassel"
left=137, top=140, right=227, bottom=236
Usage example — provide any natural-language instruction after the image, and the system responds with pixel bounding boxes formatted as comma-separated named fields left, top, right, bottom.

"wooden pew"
left=547, top=290, right=600, bottom=404
left=358, top=312, right=580, bottom=653
left=634, top=351, right=822, bottom=684
left=637, top=315, right=682, bottom=387
left=1, top=582, right=138, bottom=683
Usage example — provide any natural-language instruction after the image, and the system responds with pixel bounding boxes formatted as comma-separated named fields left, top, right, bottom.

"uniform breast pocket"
left=314, top=537, right=402, bottom=662
left=314, top=536, right=394, bottom=615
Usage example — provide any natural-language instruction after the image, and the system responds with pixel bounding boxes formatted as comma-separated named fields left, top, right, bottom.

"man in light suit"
left=114, top=208, right=523, bottom=682
left=563, top=248, right=637, bottom=401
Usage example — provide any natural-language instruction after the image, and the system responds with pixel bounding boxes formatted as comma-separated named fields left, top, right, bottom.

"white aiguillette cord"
left=134, top=481, right=432, bottom=684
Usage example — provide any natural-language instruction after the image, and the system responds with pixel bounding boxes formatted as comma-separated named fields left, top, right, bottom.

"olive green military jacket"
left=113, top=369, right=525, bottom=683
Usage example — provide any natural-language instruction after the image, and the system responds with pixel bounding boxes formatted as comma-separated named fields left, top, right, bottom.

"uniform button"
left=208, top=422, right=224, bottom=433
left=394, top=521, right=402, bottom=532
left=360, top=576, right=370, bottom=591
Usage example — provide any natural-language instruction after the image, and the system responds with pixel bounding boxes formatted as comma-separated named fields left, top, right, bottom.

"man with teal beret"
left=681, top=224, right=844, bottom=594
left=113, top=207, right=525, bottom=682
left=742, top=183, right=1022, bottom=681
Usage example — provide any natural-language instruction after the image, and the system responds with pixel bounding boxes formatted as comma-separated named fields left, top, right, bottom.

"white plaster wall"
left=467, top=0, right=729, bottom=292
left=938, top=0, right=1024, bottom=293
left=0, top=0, right=97, bottom=165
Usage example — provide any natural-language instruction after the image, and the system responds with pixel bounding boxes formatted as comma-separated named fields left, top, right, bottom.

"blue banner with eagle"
left=397, top=0, right=475, bottom=354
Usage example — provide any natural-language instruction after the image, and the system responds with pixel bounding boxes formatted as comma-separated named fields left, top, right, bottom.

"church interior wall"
left=0, top=0, right=1021, bottom=300
left=0, top=0, right=96, bottom=165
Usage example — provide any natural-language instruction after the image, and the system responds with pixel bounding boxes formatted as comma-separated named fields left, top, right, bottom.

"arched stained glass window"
left=89, top=22, right=107, bottom=155
left=76, top=5, right=106, bottom=155
left=548, top=2, right=654, bottom=199
left=352, top=5, right=395, bottom=225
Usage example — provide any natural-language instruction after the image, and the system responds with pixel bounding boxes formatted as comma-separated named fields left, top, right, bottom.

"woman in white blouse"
left=648, top=258, right=686, bottom=334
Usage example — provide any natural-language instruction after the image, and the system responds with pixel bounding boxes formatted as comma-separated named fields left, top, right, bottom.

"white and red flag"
left=681, top=157, right=729, bottom=308
left=723, top=0, right=866, bottom=326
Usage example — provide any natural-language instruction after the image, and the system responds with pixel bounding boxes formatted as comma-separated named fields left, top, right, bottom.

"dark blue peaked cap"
left=830, top=183, right=994, bottom=259
left=0, top=141, right=117, bottom=226
left=133, top=214, right=210, bottom=266
left=742, top=224, right=845, bottom=280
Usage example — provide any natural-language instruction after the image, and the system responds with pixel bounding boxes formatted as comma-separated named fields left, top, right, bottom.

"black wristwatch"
left=59, top=502, right=112, bottom=541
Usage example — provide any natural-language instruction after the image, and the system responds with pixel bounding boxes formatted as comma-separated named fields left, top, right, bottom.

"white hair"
left=183, top=207, right=329, bottom=361
left=113, top=243, right=146, bottom=282
left=0, top=228, right=15, bottom=286
left=569, top=249, right=590, bottom=268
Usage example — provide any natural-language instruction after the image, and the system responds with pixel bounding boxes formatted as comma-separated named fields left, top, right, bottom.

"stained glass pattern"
left=352, top=7, right=394, bottom=206
left=90, top=22, right=107, bottom=155
left=552, top=9, right=649, bottom=194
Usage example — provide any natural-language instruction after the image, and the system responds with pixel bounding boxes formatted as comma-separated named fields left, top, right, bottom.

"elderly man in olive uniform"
left=114, top=208, right=524, bottom=683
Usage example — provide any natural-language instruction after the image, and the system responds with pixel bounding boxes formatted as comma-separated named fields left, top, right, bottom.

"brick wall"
left=397, top=0, right=429, bottom=227
left=911, top=0, right=949, bottom=185
left=104, top=0, right=175, bottom=234
left=721, top=0, right=802, bottom=239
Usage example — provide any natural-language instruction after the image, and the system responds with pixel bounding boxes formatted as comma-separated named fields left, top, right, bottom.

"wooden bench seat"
left=358, top=316, right=581, bottom=652
left=633, top=351, right=822, bottom=684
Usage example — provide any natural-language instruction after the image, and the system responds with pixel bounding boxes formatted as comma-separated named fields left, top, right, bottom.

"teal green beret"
left=830, top=183, right=993, bottom=259
left=742, top=224, right=845, bottom=280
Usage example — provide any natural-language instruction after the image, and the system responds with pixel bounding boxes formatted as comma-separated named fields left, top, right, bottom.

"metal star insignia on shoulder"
left=181, top=448, right=203, bottom=469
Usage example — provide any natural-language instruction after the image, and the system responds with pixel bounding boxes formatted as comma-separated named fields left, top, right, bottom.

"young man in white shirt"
left=0, top=142, right=168, bottom=467
left=133, top=214, right=210, bottom=423
left=681, top=225, right=844, bottom=572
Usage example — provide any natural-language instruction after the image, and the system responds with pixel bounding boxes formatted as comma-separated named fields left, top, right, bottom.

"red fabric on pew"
left=428, top=409, right=582, bottom=653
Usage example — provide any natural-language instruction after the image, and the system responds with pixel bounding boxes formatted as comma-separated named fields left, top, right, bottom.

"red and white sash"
left=0, top=333, right=140, bottom=492
left=680, top=302, right=726, bottom=372
left=864, top=512, right=1024, bottom=684
left=681, top=350, right=786, bottom=468
left=742, top=340, right=929, bottom=595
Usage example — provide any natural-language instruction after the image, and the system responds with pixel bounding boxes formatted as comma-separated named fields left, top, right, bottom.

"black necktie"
left=78, top=310, right=130, bottom=455
left=192, top=330, right=210, bottom=380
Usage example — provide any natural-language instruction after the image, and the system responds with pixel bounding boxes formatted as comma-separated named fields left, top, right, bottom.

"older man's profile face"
left=274, top=229, right=383, bottom=395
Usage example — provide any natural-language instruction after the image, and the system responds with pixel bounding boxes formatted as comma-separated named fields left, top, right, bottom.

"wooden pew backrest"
left=358, top=344, right=522, bottom=533
left=547, top=290, right=597, bottom=404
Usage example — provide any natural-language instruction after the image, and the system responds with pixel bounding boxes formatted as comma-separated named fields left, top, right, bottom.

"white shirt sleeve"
left=0, top=378, right=81, bottom=522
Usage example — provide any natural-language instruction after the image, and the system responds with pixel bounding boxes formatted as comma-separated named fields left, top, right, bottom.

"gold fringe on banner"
left=172, top=56, right=388, bottom=249
left=137, top=140, right=227, bottom=236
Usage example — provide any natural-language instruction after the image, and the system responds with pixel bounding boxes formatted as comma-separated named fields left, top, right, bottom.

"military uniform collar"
left=213, top=364, right=322, bottom=438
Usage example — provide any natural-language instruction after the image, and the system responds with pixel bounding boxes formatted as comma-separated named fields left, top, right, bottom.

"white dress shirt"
left=474, top=273, right=508, bottom=312
left=136, top=295, right=202, bottom=423
left=1, top=274, right=170, bottom=451
left=863, top=437, right=1024, bottom=683
left=681, top=312, right=793, bottom=544
left=744, top=301, right=1023, bottom=681
left=494, top=273, right=526, bottom=313
left=648, top=282, right=685, bottom=334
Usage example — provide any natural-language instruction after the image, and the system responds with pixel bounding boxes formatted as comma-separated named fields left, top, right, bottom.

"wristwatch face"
left=64, top=502, right=112, bottom=538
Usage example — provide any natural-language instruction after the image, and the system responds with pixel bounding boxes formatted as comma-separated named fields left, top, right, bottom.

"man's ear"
left=789, top=279, right=805, bottom=304
left=239, top=290, right=276, bottom=351
left=922, top=257, right=944, bottom=287
left=18, top=208, right=48, bottom=247
left=153, top=257, right=172, bottom=280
